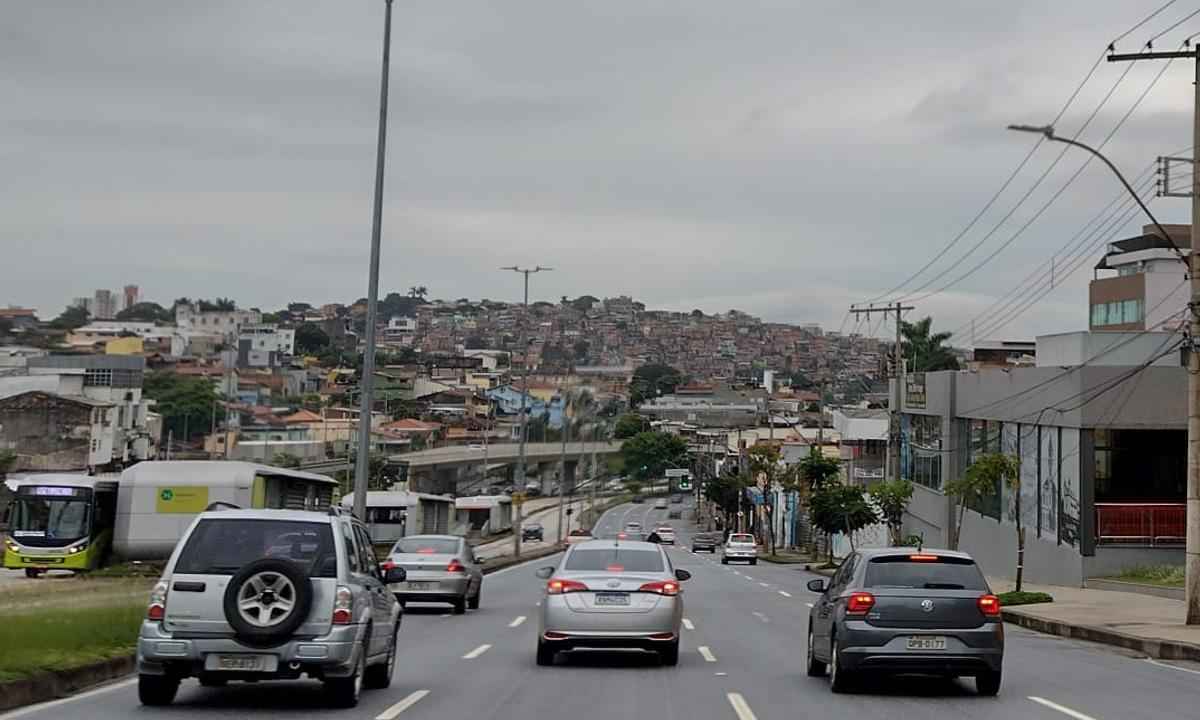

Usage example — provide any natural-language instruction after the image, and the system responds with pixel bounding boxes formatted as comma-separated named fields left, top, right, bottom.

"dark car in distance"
left=691, top=532, right=718, bottom=553
left=631, top=495, right=645, bottom=504
left=806, top=548, right=1004, bottom=696
left=522, top=523, right=545, bottom=542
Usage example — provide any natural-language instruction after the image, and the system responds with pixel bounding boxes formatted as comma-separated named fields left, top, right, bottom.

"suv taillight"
left=978, top=594, right=1001, bottom=617
left=447, top=559, right=466, bottom=573
left=845, top=592, right=875, bottom=616
left=638, top=580, right=679, bottom=596
left=332, top=585, right=353, bottom=624
left=546, top=578, right=588, bottom=594
left=147, top=579, right=168, bottom=621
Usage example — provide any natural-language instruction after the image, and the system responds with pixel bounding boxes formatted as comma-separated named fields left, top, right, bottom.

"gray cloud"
left=2, top=0, right=1196, bottom=343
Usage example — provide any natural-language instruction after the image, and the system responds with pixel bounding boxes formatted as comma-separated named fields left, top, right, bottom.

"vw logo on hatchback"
left=921, top=599, right=935, bottom=613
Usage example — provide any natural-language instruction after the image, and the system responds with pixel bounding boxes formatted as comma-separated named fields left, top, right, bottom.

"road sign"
left=665, top=468, right=690, bottom=478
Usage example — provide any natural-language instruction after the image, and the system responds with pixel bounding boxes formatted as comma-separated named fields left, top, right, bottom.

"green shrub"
left=997, top=590, right=1053, bottom=606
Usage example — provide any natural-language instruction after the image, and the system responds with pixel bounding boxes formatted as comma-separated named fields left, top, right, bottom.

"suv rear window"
left=864, top=555, right=987, bottom=590
left=393, top=538, right=460, bottom=555
left=175, top=519, right=336, bottom=577
left=564, top=548, right=664, bottom=573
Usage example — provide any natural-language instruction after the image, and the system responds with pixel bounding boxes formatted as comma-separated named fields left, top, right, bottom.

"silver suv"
left=136, top=506, right=405, bottom=708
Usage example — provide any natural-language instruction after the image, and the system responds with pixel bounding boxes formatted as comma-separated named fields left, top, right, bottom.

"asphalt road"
left=5, top=501, right=1200, bottom=720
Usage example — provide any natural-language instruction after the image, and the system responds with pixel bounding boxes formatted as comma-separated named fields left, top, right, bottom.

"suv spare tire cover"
left=223, top=558, right=314, bottom=642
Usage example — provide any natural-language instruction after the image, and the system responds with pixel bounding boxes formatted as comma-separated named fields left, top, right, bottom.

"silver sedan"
left=384, top=535, right=483, bottom=615
left=535, top=539, right=690, bottom=666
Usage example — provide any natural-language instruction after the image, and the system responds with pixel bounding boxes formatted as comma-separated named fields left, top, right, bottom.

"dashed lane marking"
left=462, top=644, right=492, bottom=659
left=727, top=692, right=759, bottom=720
left=1028, top=697, right=1099, bottom=720
left=376, top=690, right=431, bottom=720
left=683, top=618, right=695, bottom=631
left=698, top=646, right=717, bottom=662
left=779, top=591, right=792, bottom=598
left=509, top=615, right=527, bottom=628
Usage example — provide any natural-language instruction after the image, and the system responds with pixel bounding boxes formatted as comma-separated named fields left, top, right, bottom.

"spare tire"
left=223, top=558, right=313, bottom=642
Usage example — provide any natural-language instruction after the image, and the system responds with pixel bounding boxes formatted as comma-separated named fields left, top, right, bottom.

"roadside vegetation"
left=1114, top=565, right=1185, bottom=587
left=996, top=590, right=1053, bottom=606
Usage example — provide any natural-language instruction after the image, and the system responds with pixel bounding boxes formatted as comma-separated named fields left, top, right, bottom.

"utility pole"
left=353, top=0, right=394, bottom=523
left=556, top=403, right=570, bottom=545
left=503, top=265, right=552, bottom=558
left=849, top=302, right=913, bottom=483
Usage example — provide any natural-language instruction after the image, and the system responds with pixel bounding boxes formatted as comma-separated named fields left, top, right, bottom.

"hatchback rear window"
left=728, top=534, right=755, bottom=544
left=393, top=538, right=460, bottom=555
left=864, top=555, right=987, bottom=590
left=175, top=519, right=336, bottom=577
left=564, top=548, right=664, bottom=573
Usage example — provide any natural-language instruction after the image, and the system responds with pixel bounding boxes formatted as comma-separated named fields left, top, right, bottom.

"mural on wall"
left=1019, top=424, right=1039, bottom=533
left=1059, top=429, right=1080, bottom=547
left=1001, top=423, right=1019, bottom=522
left=1040, top=427, right=1058, bottom=540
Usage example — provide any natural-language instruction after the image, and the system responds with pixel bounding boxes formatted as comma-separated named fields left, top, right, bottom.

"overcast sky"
left=2, top=1, right=1196, bottom=343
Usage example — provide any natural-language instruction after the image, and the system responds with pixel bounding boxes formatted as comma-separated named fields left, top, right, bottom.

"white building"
left=1089, top=224, right=1191, bottom=332
left=239, top=324, right=296, bottom=355
left=175, top=303, right=261, bottom=340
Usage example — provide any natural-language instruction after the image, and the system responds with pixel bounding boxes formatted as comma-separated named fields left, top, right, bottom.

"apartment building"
left=174, top=303, right=261, bottom=340
left=1089, top=224, right=1191, bottom=332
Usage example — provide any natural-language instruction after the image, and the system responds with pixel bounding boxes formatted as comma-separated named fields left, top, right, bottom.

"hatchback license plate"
left=906, top=636, right=947, bottom=651
left=407, top=581, right=432, bottom=590
left=205, top=654, right=278, bottom=672
left=594, top=592, right=631, bottom=606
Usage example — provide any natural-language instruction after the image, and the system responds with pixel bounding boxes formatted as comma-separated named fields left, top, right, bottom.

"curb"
left=1084, top=578, right=1185, bottom=602
left=0, top=655, right=135, bottom=712
left=803, top=564, right=837, bottom=577
left=1001, top=609, right=1200, bottom=662
left=760, top=555, right=813, bottom=565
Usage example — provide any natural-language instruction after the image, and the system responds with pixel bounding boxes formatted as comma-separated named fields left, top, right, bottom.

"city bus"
left=3, top=475, right=118, bottom=577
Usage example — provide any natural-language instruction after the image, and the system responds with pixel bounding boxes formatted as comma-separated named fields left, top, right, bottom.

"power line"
left=1147, top=7, right=1200, bottom=45
left=1112, top=0, right=1181, bottom=47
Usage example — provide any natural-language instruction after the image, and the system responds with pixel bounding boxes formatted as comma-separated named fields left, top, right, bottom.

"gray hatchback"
left=806, top=548, right=1004, bottom=695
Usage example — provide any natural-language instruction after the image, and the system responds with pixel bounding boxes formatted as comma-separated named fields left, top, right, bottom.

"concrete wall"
left=1036, top=332, right=1181, bottom=368
left=904, top=483, right=951, bottom=548
left=958, top=508, right=1085, bottom=586
left=1083, top=546, right=1185, bottom=579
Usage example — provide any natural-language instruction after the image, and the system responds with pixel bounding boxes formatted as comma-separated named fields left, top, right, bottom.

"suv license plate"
left=906, top=636, right=947, bottom=651
left=205, top=654, right=278, bottom=672
left=594, top=592, right=631, bottom=606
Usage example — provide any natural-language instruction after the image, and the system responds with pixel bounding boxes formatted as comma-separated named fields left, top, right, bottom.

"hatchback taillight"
left=845, top=592, right=875, bottom=616
left=146, top=579, right=168, bottom=621
left=447, top=559, right=466, bottom=573
left=546, top=578, right=588, bottom=594
left=332, top=585, right=353, bottom=624
left=978, top=594, right=1001, bottom=617
left=638, top=580, right=679, bottom=596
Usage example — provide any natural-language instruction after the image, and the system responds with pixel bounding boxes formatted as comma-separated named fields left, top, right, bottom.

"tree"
left=624, top=479, right=642, bottom=496
left=294, top=323, right=331, bottom=355
left=959, top=453, right=1023, bottom=588
left=272, top=452, right=303, bottom=469
left=691, top=309, right=704, bottom=319
left=798, top=446, right=841, bottom=492
left=49, top=305, right=90, bottom=330
left=613, top=413, right=647, bottom=439
left=788, top=371, right=815, bottom=390
left=0, top=318, right=12, bottom=337
left=944, top=453, right=1010, bottom=552
left=408, top=286, right=428, bottom=300
left=871, top=479, right=914, bottom=546
left=901, top=316, right=960, bottom=372
left=571, top=295, right=599, bottom=312
left=116, top=302, right=172, bottom=323
left=0, top=449, right=16, bottom=476
left=621, top=431, right=688, bottom=482
left=143, top=372, right=219, bottom=443
left=339, top=453, right=394, bottom=492
left=628, top=364, right=684, bottom=406
left=810, top=483, right=879, bottom=557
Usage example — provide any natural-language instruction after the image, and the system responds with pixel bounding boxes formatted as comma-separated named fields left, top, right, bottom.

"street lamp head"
left=500, top=266, right=519, bottom=271
left=1007, top=123, right=1056, bottom=139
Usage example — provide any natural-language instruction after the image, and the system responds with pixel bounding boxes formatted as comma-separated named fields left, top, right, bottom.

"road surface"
left=5, top=501, right=1199, bottom=720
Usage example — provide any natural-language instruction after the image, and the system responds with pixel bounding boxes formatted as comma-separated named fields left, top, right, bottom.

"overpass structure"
left=390, top=441, right=622, bottom=495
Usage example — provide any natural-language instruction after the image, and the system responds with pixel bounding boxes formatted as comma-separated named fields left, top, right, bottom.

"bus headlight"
left=3, top=538, right=17, bottom=552
left=68, top=542, right=88, bottom=554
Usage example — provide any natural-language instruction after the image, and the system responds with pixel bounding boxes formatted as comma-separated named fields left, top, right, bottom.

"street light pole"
left=503, top=265, right=552, bottom=557
left=353, top=0, right=395, bottom=523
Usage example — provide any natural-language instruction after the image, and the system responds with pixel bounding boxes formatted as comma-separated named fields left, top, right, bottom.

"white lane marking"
left=0, top=677, right=137, bottom=720
left=441, top=613, right=451, bottom=618
left=536, top=600, right=542, bottom=607
left=462, top=643, right=492, bottom=659
left=682, top=618, right=695, bottom=631
left=376, top=690, right=431, bottom=720
left=758, top=582, right=769, bottom=588
left=1028, top=697, right=1099, bottom=720
left=509, top=615, right=527, bottom=628
left=714, top=671, right=728, bottom=676
left=751, top=611, right=769, bottom=623
left=1145, top=657, right=1200, bottom=675
left=805, top=602, right=814, bottom=608
left=698, top=645, right=717, bottom=662
left=727, top=692, right=759, bottom=720
left=779, top=590, right=792, bottom=598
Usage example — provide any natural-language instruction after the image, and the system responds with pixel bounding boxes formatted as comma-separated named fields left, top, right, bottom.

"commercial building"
left=174, top=303, right=261, bottom=340
left=1089, top=224, right=1191, bottom=332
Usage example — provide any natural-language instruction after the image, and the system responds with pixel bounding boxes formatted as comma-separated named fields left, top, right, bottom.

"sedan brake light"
left=977, top=594, right=1002, bottom=617
left=447, top=558, right=466, bottom=573
left=908, top=554, right=939, bottom=561
left=845, top=592, right=875, bottom=616
left=638, top=580, right=679, bottom=596
left=546, top=578, right=589, bottom=594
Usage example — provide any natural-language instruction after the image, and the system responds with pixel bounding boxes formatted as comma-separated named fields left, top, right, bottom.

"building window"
left=1091, top=299, right=1143, bottom=326
left=1118, top=265, right=1139, bottom=276
left=84, top=368, right=113, bottom=387
left=901, top=414, right=943, bottom=490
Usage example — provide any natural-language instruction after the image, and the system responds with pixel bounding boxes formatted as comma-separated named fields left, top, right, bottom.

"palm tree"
left=901, top=316, right=960, bottom=372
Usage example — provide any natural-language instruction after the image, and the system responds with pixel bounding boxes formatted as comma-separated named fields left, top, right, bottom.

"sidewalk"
left=988, top=576, right=1200, bottom=661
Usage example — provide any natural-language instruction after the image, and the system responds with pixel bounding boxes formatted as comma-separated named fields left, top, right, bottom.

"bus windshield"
left=10, top=494, right=92, bottom=546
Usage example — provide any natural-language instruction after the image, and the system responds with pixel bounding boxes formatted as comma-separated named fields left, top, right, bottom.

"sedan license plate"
left=407, top=581, right=433, bottom=591
left=594, top=592, right=631, bottom=606
left=205, top=654, right=278, bottom=672
left=906, top=636, right=947, bottom=651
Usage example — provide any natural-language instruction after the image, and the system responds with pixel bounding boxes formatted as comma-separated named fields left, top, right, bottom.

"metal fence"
left=1095, top=503, right=1185, bottom=546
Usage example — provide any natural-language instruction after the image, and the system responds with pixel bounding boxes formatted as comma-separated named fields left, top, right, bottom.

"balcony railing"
left=1095, top=503, right=1185, bottom=546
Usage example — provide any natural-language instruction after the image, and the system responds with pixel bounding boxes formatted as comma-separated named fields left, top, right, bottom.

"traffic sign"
left=665, top=468, right=690, bottom=477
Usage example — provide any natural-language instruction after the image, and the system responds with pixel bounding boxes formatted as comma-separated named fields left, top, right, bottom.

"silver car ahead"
left=721, top=533, right=758, bottom=565
left=385, top=535, right=483, bottom=615
left=806, top=548, right=1005, bottom=695
left=535, top=539, right=690, bottom=666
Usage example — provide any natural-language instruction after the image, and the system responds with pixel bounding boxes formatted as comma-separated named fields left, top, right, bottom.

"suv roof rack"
left=204, top=501, right=241, bottom=511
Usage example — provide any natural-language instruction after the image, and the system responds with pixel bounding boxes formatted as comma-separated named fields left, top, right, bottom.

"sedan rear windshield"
left=564, top=548, right=664, bottom=573
left=393, top=538, right=460, bottom=555
left=175, top=520, right=336, bottom=577
left=864, top=556, right=987, bottom=590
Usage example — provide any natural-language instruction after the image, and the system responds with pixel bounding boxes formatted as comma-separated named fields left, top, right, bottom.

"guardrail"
left=1095, top=502, right=1185, bottom=546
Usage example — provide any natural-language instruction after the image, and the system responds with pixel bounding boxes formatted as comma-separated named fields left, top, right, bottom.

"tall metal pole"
left=893, top=301, right=905, bottom=483
left=504, top=265, right=552, bottom=557
left=353, top=0, right=394, bottom=522
left=556, top=403, right=570, bottom=544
